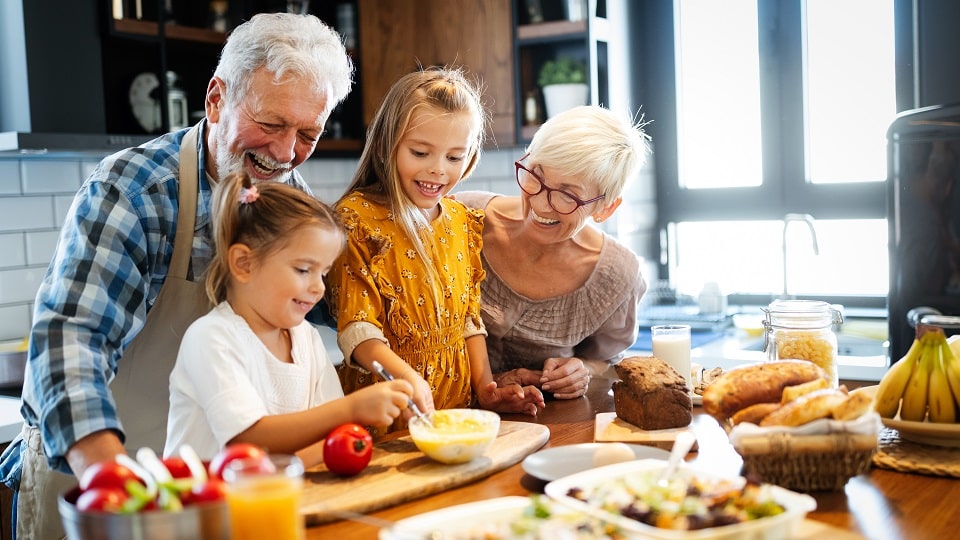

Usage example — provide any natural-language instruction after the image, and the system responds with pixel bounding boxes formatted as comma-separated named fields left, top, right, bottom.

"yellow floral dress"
left=327, top=191, right=486, bottom=434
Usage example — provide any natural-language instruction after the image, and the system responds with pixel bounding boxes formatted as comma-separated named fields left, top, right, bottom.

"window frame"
left=639, top=0, right=914, bottom=306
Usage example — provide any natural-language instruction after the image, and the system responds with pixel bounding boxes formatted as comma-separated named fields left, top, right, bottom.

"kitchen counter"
left=629, top=331, right=889, bottom=383
left=0, top=397, right=22, bottom=444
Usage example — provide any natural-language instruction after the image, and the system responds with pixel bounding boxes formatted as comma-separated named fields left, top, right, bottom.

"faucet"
left=780, top=213, right=819, bottom=299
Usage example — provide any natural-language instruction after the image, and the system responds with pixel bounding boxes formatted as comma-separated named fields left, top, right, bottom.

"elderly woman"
left=457, top=105, right=651, bottom=399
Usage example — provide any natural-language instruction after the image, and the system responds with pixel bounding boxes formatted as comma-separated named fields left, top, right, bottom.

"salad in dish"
left=563, top=469, right=784, bottom=531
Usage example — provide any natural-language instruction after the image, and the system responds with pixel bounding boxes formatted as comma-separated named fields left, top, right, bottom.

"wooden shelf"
left=112, top=18, right=226, bottom=45
left=516, top=19, right=587, bottom=42
left=314, top=138, right=364, bottom=153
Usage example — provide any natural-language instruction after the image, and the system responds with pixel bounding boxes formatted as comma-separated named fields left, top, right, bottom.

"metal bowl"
left=59, top=487, right=230, bottom=540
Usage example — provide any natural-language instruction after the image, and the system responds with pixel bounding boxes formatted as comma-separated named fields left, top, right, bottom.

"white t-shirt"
left=163, top=301, right=344, bottom=459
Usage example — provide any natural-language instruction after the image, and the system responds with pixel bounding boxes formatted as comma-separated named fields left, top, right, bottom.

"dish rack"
left=733, top=430, right=878, bottom=492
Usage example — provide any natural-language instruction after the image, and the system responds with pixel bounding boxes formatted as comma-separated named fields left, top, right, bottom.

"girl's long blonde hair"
left=342, top=66, right=487, bottom=285
left=206, top=172, right=344, bottom=304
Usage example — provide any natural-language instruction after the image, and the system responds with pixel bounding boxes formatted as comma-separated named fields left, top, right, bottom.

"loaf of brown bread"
left=612, top=357, right=692, bottom=430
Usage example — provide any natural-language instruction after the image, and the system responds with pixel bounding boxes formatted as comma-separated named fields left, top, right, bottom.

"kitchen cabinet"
left=357, top=0, right=515, bottom=148
left=513, top=0, right=635, bottom=142
left=101, top=1, right=365, bottom=155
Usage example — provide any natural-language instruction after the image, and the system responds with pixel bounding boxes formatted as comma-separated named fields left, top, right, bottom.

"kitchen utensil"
left=370, top=361, right=433, bottom=427
left=657, top=430, right=696, bottom=487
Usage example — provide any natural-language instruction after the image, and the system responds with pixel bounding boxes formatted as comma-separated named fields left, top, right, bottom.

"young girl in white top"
left=165, top=172, right=412, bottom=466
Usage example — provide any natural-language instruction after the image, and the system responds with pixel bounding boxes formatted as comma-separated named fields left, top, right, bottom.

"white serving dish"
left=544, top=459, right=817, bottom=540
left=379, top=495, right=621, bottom=540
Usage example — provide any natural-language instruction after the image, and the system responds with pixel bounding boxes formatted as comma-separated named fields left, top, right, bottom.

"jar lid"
left=762, top=300, right=842, bottom=327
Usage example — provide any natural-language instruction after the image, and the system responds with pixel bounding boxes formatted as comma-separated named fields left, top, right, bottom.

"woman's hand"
left=476, top=381, right=545, bottom=415
left=493, top=368, right=542, bottom=388
left=540, top=357, right=591, bottom=399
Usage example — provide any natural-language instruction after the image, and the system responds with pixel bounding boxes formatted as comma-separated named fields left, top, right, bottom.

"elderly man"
left=0, top=12, right=353, bottom=538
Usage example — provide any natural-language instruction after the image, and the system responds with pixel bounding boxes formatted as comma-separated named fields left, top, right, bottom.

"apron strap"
left=171, top=124, right=201, bottom=280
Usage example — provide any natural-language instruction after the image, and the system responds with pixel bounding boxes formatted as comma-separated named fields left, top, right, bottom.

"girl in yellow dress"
left=326, top=68, right=544, bottom=435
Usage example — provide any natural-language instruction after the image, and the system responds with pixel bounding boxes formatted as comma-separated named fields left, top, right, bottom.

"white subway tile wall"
left=0, top=147, right=656, bottom=342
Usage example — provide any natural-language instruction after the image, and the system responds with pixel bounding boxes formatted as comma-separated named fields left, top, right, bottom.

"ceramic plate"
left=691, top=392, right=703, bottom=406
left=378, top=496, right=617, bottom=539
left=379, top=497, right=529, bottom=539
left=881, top=416, right=960, bottom=447
left=521, top=442, right=669, bottom=481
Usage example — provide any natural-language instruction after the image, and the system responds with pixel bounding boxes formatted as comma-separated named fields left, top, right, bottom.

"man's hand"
left=65, top=430, right=127, bottom=480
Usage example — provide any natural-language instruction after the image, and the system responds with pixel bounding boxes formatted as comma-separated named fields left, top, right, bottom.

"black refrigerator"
left=887, top=103, right=960, bottom=362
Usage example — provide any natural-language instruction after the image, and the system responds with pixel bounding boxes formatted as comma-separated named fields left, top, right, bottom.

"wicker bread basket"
left=729, top=413, right=880, bottom=492
left=734, top=432, right=877, bottom=491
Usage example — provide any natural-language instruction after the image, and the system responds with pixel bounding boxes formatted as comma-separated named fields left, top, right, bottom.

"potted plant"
left=538, top=57, right=589, bottom=119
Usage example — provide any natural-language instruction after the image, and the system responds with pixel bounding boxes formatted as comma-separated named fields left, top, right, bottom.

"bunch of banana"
left=874, top=324, right=960, bottom=423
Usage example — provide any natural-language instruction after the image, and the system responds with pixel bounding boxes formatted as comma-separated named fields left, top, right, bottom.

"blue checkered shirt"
left=0, top=122, right=311, bottom=487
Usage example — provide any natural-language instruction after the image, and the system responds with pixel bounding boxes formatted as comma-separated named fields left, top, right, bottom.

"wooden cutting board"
left=300, top=421, right=549, bottom=525
left=594, top=412, right=699, bottom=451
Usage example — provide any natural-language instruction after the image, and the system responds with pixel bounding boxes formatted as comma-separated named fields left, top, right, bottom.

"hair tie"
left=239, top=185, right=260, bottom=204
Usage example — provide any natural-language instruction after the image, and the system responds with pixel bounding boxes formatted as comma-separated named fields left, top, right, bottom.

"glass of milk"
left=651, top=324, right=692, bottom=390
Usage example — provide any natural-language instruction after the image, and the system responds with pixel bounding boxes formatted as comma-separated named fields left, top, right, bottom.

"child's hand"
left=476, top=381, right=544, bottom=416
left=403, top=371, right=435, bottom=416
left=348, top=379, right=413, bottom=427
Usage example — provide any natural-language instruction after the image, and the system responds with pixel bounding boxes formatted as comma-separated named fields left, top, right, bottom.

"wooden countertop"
left=0, top=397, right=22, bottom=445
left=306, top=373, right=960, bottom=539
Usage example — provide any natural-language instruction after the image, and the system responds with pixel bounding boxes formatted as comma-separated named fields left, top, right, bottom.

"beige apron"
left=17, top=125, right=211, bottom=539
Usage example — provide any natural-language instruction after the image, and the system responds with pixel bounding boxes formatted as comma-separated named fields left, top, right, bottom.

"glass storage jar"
left=762, top=300, right=843, bottom=386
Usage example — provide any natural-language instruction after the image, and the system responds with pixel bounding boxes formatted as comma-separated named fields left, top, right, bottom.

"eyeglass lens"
left=516, top=166, right=581, bottom=214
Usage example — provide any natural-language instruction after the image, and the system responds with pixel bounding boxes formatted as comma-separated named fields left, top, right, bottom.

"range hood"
left=0, top=132, right=153, bottom=154
left=1, top=2, right=152, bottom=155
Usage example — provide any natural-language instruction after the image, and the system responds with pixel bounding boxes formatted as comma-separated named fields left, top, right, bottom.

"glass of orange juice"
left=223, top=454, right=305, bottom=540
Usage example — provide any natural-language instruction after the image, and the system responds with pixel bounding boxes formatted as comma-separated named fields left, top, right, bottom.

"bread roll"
left=702, top=360, right=827, bottom=421
left=730, top=402, right=783, bottom=425
left=830, top=386, right=876, bottom=421
left=781, top=377, right=830, bottom=403
left=759, top=388, right=849, bottom=427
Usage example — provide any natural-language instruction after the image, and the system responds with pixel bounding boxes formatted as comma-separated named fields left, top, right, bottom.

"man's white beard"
left=214, top=132, right=293, bottom=184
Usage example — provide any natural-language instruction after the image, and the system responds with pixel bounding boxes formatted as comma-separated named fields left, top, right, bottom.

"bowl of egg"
left=408, top=409, right=500, bottom=464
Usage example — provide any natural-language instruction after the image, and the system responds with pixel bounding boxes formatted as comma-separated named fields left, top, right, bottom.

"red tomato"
left=208, top=442, right=268, bottom=480
left=161, top=456, right=192, bottom=479
left=76, top=487, right=129, bottom=513
left=323, top=423, right=373, bottom=476
left=182, top=478, right=228, bottom=505
left=79, top=460, right=143, bottom=492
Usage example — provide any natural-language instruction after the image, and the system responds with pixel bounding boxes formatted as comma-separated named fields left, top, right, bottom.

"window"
left=652, top=0, right=895, bottom=304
